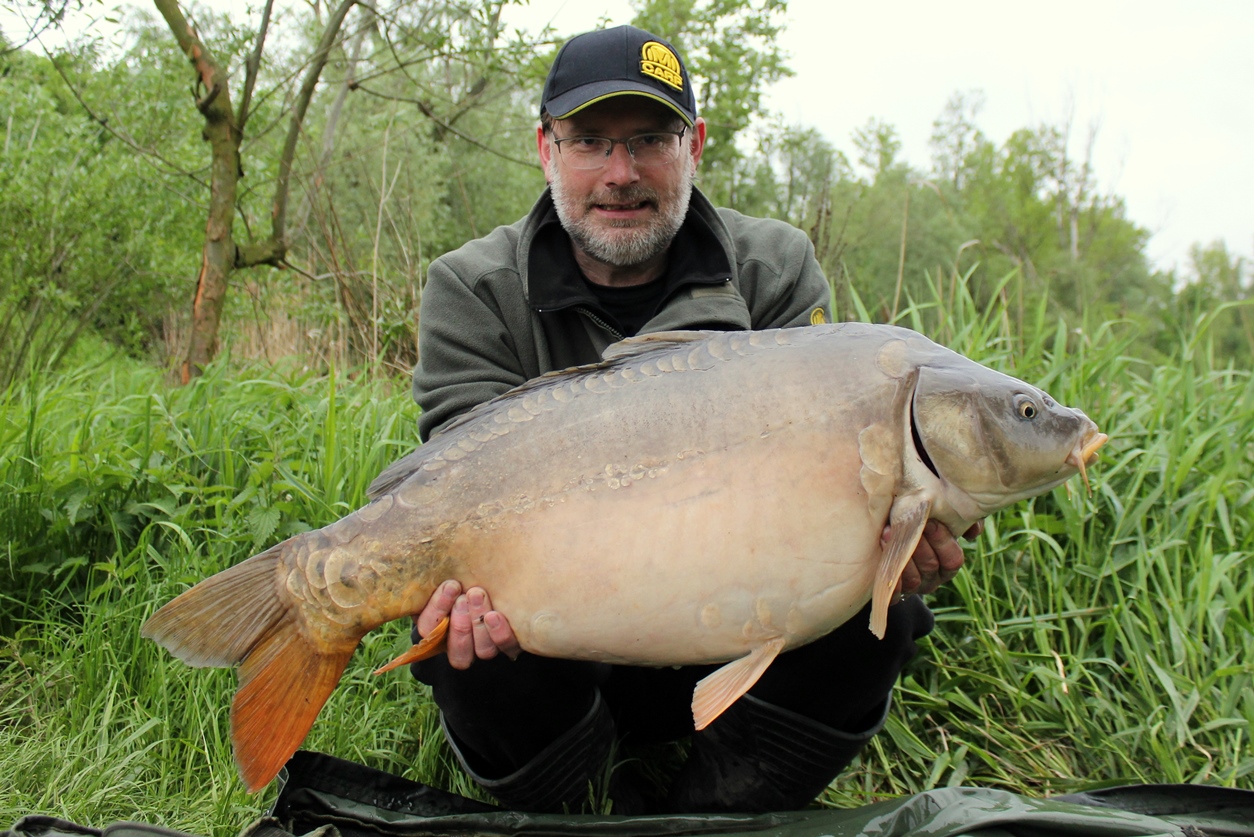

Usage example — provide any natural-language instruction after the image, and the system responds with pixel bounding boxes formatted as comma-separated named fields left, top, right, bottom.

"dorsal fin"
left=367, top=450, right=425, bottom=499
left=601, top=330, right=718, bottom=362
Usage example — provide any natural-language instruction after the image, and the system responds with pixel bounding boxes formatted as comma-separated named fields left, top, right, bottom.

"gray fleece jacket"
left=412, top=187, right=831, bottom=441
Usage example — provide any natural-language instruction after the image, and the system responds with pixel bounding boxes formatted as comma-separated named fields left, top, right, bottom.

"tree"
left=730, top=121, right=842, bottom=226
left=813, top=118, right=967, bottom=321
left=151, top=0, right=357, bottom=382
left=932, top=111, right=1160, bottom=331
left=29, top=0, right=547, bottom=377
left=929, top=90, right=985, bottom=192
left=281, top=1, right=546, bottom=370
left=1174, top=240, right=1252, bottom=362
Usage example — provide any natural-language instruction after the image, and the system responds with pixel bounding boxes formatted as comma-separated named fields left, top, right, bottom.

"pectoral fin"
left=691, top=636, right=787, bottom=730
left=373, top=617, right=449, bottom=675
left=869, top=497, right=932, bottom=639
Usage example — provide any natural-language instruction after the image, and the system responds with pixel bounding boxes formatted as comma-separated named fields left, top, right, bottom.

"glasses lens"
left=628, top=133, right=682, bottom=167
left=556, top=131, right=684, bottom=170
left=561, top=137, right=612, bottom=169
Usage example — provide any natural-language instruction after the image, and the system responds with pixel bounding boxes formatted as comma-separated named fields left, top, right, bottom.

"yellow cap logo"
left=640, top=41, right=684, bottom=92
left=810, top=307, right=827, bottom=325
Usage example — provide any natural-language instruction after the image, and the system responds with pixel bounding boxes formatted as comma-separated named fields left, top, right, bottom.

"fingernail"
left=484, top=612, right=501, bottom=630
left=453, top=597, right=468, bottom=614
left=468, top=588, right=485, bottom=609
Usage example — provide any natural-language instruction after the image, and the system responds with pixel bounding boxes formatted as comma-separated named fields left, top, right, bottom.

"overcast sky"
left=502, top=0, right=1253, bottom=276
left=5, top=0, right=1249, bottom=276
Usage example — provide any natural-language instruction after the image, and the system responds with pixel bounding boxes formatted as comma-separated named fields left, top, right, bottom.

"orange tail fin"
left=142, top=544, right=357, bottom=792
left=230, top=616, right=353, bottom=791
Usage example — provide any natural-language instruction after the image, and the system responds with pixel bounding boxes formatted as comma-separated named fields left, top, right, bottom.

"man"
left=408, top=24, right=969, bottom=814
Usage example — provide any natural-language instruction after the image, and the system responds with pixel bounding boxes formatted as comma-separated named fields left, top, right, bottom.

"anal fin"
left=691, top=637, right=786, bottom=730
left=373, top=616, right=449, bottom=675
left=869, top=496, right=932, bottom=639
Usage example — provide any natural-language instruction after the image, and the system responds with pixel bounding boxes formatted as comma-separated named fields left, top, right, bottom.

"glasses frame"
left=550, top=127, right=689, bottom=170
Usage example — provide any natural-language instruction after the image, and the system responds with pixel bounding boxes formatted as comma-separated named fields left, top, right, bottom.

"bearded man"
left=407, top=24, right=969, bottom=815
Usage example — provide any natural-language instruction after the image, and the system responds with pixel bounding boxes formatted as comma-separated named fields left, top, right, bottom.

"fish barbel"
left=143, top=323, right=1107, bottom=792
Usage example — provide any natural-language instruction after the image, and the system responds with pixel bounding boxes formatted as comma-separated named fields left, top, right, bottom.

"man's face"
left=539, top=98, right=705, bottom=269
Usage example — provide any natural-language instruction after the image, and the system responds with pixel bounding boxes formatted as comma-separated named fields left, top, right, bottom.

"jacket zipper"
left=576, top=307, right=624, bottom=342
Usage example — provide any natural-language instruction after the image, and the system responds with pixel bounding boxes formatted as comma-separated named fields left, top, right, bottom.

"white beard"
left=549, top=154, right=696, bottom=268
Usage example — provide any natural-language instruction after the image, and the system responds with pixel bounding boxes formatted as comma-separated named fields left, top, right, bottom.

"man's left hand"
left=887, top=520, right=982, bottom=599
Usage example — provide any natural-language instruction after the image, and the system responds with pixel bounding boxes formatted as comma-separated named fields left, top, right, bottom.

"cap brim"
left=545, top=81, right=695, bottom=126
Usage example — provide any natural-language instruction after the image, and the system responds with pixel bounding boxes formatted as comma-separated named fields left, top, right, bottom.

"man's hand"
left=887, top=520, right=982, bottom=599
left=417, top=580, right=521, bottom=669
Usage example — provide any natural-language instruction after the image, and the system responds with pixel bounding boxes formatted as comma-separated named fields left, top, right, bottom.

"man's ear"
left=537, top=125, right=553, bottom=183
left=689, top=118, right=708, bottom=168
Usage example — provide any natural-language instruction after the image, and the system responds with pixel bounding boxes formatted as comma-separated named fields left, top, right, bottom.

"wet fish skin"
left=142, top=323, right=1106, bottom=793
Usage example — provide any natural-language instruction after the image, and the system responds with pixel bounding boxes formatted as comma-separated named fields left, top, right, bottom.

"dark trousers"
left=412, top=597, right=934, bottom=778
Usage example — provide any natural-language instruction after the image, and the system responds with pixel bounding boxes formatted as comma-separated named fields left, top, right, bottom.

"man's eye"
left=634, top=134, right=665, bottom=147
left=571, top=138, right=604, bottom=149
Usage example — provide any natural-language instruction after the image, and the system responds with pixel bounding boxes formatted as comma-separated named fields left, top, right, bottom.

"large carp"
left=143, top=323, right=1106, bottom=792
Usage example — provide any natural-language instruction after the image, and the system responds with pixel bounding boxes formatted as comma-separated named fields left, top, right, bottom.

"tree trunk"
left=184, top=105, right=242, bottom=382
left=154, top=0, right=242, bottom=382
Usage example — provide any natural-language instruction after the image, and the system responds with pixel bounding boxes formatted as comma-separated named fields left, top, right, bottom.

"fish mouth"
left=1065, top=430, right=1109, bottom=493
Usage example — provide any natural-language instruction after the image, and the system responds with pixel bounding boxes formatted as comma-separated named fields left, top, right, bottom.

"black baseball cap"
left=540, top=25, right=697, bottom=126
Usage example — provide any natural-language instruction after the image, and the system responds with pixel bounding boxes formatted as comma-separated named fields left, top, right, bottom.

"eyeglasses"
left=551, top=128, right=688, bottom=170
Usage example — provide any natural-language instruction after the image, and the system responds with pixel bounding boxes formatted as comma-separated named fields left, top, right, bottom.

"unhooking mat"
left=6, top=750, right=1253, bottom=837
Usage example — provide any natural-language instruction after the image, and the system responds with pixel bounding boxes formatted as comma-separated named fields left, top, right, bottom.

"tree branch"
left=235, top=238, right=287, bottom=268
left=351, top=83, right=541, bottom=170
left=272, top=0, right=358, bottom=246
left=153, top=0, right=228, bottom=120
left=237, top=0, right=276, bottom=132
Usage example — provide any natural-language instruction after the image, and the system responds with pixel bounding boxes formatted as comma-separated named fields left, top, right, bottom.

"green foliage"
left=707, top=85, right=1192, bottom=359
left=9, top=1, right=1233, bottom=375
left=273, top=3, right=548, bottom=371
left=733, top=94, right=1180, bottom=355
left=0, top=37, right=201, bottom=388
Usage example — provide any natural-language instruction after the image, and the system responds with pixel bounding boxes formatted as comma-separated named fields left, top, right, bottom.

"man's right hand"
left=417, top=580, right=521, bottom=669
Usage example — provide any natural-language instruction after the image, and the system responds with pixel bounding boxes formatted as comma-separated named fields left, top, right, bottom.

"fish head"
left=910, top=362, right=1107, bottom=517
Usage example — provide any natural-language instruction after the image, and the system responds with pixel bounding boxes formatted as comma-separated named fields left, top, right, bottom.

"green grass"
left=0, top=358, right=466, bottom=831
left=1, top=282, right=1251, bottom=832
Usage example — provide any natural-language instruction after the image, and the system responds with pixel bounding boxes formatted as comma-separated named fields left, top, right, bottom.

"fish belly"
left=447, top=431, right=882, bottom=666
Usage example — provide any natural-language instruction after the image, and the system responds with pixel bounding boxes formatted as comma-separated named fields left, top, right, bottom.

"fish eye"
left=1015, top=395, right=1039, bottom=420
